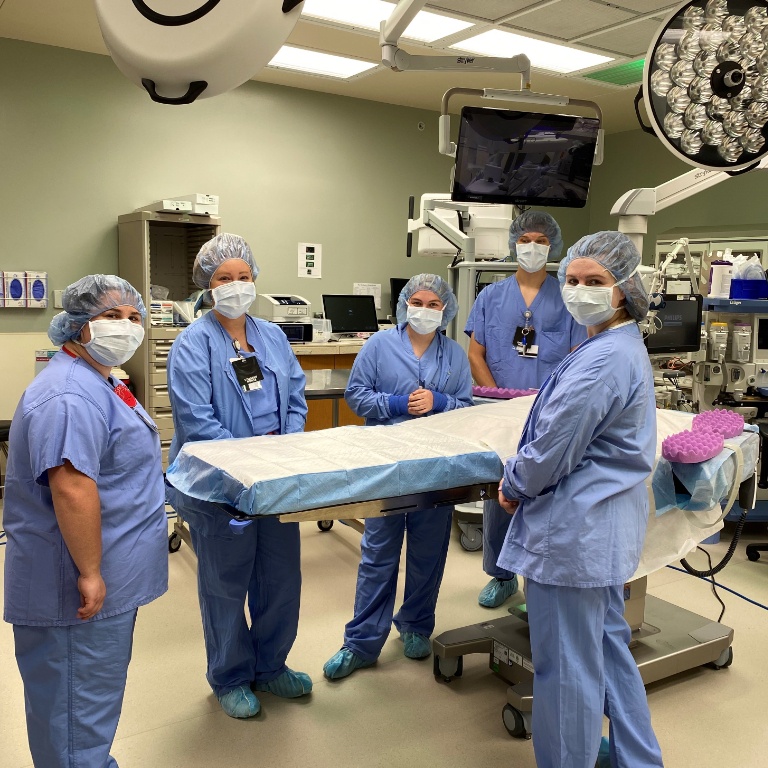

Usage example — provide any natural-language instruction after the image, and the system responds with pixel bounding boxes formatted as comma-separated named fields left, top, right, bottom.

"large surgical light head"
left=643, top=0, right=768, bottom=171
left=94, top=0, right=304, bottom=105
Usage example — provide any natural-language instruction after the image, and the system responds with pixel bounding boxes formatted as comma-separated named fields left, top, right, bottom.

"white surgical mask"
left=211, top=281, right=256, bottom=319
left=561, top=266, right=639, bottom=326
left=561, top=285, right=617, bottom=326
left=515, top=242, right=550, bottom=273
left=407, top=305, right=443, bottom=335
left=81, top=319, right=145, bottom=367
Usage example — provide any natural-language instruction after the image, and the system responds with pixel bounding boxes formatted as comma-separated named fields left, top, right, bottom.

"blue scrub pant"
left=525, top=580, right=664, bottom=768
left=482, top=498, right=515, bottom=579
left=190, top=516, right=301, bottom=697
left=14, top=609, right=138, bottom=768
left=343, top=506, right=453, bottom=662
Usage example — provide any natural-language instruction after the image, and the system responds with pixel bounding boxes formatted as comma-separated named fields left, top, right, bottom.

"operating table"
left=165, top=397, right=759, bottom=737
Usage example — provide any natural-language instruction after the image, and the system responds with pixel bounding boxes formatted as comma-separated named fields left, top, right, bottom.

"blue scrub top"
left=497, top=323, right=657, bottom=587
left=166, top=312, right=307, bottom=533
left=3, top=352, right=169, bottom=626
left=465, top=274, right=586, bottom=389
left=345, top=325, right=473, bottom=426
left=237, top=319, right=280, bottom=436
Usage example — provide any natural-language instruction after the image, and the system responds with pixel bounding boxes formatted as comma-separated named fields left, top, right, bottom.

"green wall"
left=6, top=38, right=563, bottom=332
left=588, top=128, right=768, bottom=261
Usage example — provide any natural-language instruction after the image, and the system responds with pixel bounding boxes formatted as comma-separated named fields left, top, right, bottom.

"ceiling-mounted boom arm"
left=379, top=0, right=531, bottom=81
left=612, top=156, right=768, bottom=254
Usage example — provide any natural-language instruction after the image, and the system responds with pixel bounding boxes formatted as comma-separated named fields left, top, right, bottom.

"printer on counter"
left=256, top=294, right=313, bottom=343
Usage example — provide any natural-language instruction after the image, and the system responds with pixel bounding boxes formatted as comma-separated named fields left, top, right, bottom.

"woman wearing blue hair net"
left=465, top=210, right=586, bottom=610
left=497, top=232, right=662, bottom=768
left=165, top=233, right=310, bottom=720
left=4, top=274, right=168, bottom=767
left=323, top=274, right=473, bottom=680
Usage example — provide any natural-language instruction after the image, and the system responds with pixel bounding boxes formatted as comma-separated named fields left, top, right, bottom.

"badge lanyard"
left=230, top=339, right=265, bottom=393
left=513, top=309, right=539, bottom=358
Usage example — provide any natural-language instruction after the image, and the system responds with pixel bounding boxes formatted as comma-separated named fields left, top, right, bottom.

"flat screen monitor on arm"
left=322, top=294, right=379, bottom=339
left=644, top=295, right=703, bottom=355
left=451, top=107, right=600, bottom=209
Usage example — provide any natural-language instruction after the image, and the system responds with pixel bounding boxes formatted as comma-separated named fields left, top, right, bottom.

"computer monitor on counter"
left=322, top=294, right=379, bottom=339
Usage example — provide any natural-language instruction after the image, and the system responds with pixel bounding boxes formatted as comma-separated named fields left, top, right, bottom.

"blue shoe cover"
left=478, top=575, right=519, bottom=608
left=253, top=668, right=313, bottom=698
left=401, top=632, right=431, bottom=659
left=596, top=737, right=611, bottom=768
left=323, top=648, right=375, bottom=680
left=218, top=685, right=260, bottom=718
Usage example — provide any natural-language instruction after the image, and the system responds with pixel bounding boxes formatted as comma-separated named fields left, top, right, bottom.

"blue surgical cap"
left=558, top=231, right=649, bottom=322
left=192, top=233, right=260, bottom=290
left=508, top=211, right=563, bottom=261
left=396, top=274, right=458, bottom=330
left=48, top=275, right=146, bottom=345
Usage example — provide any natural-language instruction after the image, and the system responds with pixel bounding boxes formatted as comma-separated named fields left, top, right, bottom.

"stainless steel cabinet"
left=117, top=210, right=221, bottom=467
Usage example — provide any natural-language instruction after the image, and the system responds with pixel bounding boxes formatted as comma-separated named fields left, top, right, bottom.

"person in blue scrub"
left=166, top=233, right=310, bottom=720
left=466, top=210, right=586, bottom=609
left=323, top=274, right=473, bottom=680
left=498, top=231, right=664, bottom=768
left=4, top=275, right=168, bottom=768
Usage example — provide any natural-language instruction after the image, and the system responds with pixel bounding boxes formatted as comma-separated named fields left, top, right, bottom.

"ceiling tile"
left=584, top=18, right=661, bottom=56
left=609, top=0, right=677, bottom=13
left=504, top=0, right=634, bottom=41
left=424, top=1, right=539, bottom=23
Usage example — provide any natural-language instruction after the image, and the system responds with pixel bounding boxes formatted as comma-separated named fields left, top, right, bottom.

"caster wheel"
left=746, top=545, right=761, bottom=562
left=317, top=520, right=334, bottom=532
left=708, top=646, right=733, bottom=670
left=168, top=532, right=182, bottom=553
left=502, top=704, right=532, bottom=739
left=433, top=654, right=463, bottom=682
left=460, top=531, right=483, bottom=552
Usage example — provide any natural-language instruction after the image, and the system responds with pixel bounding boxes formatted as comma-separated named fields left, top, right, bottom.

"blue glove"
left=431, top=390, right=448, bottom=413
left=388, top=394, right=410, bottom=416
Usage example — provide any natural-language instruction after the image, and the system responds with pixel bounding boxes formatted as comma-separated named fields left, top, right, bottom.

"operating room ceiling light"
left=643, top=0, right=768, bottom=171
left=301, top=0, right=474, bottom=43
left=450, top=30, right=613, bottom=75
left=268, top=46, right=378, bottom=78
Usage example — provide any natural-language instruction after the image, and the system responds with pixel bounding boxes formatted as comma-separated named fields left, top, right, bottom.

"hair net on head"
left=395, top=273, right=458, bottom=330
left=48, top=275, right=146, bottom=346
left=558, top=231, right=649, bottom=322
left=192, top=233, right=260, bottom=290
left=508, top=210, right=563, bottom=261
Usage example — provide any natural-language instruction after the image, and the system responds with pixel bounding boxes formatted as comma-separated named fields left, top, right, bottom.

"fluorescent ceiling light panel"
left=301, top=0, right=473, bottom=43
left=451, top=30, right=612, bottom=74
left=268, top=46, right=377, bottom=79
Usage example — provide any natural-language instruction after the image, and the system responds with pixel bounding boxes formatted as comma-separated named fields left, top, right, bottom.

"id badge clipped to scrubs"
left=230, top=340, right=264, bottom=392
left=513, top=310, right=538, bottom=358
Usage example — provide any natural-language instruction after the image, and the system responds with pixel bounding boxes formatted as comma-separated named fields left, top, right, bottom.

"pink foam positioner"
left=692, top=409, right=744, bottom=439
left=472, top=386, right=537, bottom=400
left=662, top=429, right=724, bottom=464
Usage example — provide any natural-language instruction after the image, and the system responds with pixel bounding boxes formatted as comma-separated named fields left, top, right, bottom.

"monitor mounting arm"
left=437, top=87, right=604, bottom=163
